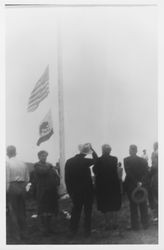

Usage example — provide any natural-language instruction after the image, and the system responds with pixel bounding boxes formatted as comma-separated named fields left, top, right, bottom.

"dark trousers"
left=70, top=191, right=93, bottom=235
left=148, top=172, right=158, bottom=217
left=127, top=191, right=149, bottom=229
left=7, top=182, right=26, bottom=239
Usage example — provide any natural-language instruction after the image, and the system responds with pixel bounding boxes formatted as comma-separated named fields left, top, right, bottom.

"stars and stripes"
left=27, top=66, right=49, bottom=112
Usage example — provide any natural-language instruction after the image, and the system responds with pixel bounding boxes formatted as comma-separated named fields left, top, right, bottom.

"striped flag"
left=27, top=66, right=49, bottom=112
left=37, top=110, right=54, bottom=146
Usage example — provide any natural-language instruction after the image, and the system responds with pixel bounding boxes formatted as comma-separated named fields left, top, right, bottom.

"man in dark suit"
left=124, top=144, right=149, bottom=230
left=65, top=143, right=98, bottom=237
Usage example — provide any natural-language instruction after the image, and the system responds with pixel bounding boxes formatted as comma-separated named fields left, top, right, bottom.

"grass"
left=6, top=195, right=158, bottom=245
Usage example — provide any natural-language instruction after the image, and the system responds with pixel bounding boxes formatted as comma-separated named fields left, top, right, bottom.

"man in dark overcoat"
left=65, top=143, right=98, bottom=237
left=124, top=144, right=149, bottom=230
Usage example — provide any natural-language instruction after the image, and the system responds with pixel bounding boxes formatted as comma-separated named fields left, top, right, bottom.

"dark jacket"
left=93, top=154, right=121, bottom=212
left=30, top=162, right=60, bottom=200
left=124, top=155, right=149, bottom=193
left=65, top=152, right=97, bottom=196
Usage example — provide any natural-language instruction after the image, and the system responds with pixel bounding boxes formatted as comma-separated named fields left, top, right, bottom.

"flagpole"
left=57, top=19, right=66, bottom=195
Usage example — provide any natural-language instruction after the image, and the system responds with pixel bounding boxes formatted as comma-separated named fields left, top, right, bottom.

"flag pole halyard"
left=57, top=19, right=66, bottom=195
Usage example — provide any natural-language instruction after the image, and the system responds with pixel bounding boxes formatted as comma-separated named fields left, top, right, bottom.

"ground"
left=7, top=195, right=158, bottom=245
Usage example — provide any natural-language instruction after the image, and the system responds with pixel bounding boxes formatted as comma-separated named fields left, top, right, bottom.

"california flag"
left=37, top=110, right=54, bottom=146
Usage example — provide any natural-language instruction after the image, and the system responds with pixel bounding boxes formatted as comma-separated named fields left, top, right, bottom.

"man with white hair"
left=65, top=143, right=98, bottom=238
left=6, top=145, right=29, bottom=241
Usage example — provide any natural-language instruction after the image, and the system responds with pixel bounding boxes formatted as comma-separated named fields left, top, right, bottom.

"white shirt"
left=6, top=157, right=29, bottom=191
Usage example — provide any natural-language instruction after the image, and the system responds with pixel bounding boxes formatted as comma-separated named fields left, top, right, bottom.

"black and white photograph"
left=1, top=0, right=162, bottom=247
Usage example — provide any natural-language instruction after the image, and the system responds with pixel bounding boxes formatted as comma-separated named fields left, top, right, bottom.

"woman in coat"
left=93, top=144, right=121, bottom=230
left=31, top=150, right=60, bottom=234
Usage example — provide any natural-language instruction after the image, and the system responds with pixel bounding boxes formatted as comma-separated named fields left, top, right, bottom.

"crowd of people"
left=6, top=142, right=158, bottom=241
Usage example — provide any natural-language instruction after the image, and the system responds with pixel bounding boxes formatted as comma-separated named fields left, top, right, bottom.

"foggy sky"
left=6, top=6, right=157, bottom=165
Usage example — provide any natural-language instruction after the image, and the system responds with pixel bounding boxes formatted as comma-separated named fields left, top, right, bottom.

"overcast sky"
left=6, top=5, right=157, bottom=166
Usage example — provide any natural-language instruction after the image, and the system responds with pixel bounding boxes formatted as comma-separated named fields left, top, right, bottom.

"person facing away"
left=149, top=142, right=158, bottom=220
left=65, top=143, right=98, bottom=237
left=123, top=144, right=149, bottom=230
left=151, top=142, right=158, bottom=170
left=30, top=150, right=60, bottom=235
left=6, top=145, right=29, bottom=241
left=93, top=144, right=121, bottom=230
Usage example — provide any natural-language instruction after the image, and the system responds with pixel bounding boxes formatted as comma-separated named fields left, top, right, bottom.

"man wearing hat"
left=65, top=143, right=98, bottom=237
left=123, top=145, right=149, bottom=230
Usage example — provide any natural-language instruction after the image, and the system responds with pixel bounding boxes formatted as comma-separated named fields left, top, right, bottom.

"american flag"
left=27, top=66, right=49, bottom=112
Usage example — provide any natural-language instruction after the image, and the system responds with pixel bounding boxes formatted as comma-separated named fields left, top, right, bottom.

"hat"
left=78, top=143, right=92, bottom=155
left=131, top=186, right=148, bottom=204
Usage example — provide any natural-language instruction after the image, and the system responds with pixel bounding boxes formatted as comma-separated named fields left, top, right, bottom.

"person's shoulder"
left=65, top=156, right=76, bottom=164
left=137, top=156, right=147, bottom=164
left=46, top=162, right=53, bottom=167
left=124, top=156, right=130, bottom=161
left=8, top=156, right=17, bottom=163
left=6, top=158, right=10, bottom=164
left=33, top=162, right=46, bottom=171
left=15, top=157, right=26, bottom=166
left=110, top=155, right=118, bottom=161
left=67, top=156, right=76, bottom=162
left=34, top=161, right=40, bottom=167
left=136, top=155, right=144, bottom=161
